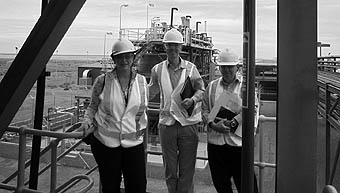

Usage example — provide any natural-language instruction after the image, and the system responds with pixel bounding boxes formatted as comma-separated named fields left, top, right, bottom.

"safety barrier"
left=318, top=56, right=340, bottom=73
left=318, top=80, right=340, bottom=187
left=0, top=123, right=93, bottom=193
left=1, top=98, right=276, bottom=192
left=256, top=115, right=276, bottom=193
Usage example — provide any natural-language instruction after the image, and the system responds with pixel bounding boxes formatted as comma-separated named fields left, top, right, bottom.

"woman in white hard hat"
left=148, top=28, right=205, bottom=193
left=80, top=39, right=148, bottom=193
left=202, top=49, right=259, bottom=193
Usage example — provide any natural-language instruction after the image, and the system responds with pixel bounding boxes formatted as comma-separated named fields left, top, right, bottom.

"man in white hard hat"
left=202, top=49, right=259, bottom=193
left=148, top=28, right=205, bottom=193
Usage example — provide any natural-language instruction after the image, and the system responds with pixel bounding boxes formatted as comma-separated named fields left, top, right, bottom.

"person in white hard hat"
left=202, top=49, right=259, bottom=193
left=148, top=28, right=205, bottom=193
left=79, top=39, right=148, bottom=193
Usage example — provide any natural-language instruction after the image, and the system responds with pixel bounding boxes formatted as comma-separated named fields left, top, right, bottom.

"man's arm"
left=233, top=90, right=260, bottom=137
left=190, top=65, right=205, bottom=104
left=201, top=83, right=211, bottom=125
left=148, top=65, right=160, bottom=102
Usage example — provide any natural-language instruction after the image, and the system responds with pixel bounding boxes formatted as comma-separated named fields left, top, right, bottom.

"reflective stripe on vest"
left=98, top=126, right=146, bottom=140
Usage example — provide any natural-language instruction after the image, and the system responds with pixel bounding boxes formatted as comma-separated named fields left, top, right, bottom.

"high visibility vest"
left=207, top=76, right=243, bottom=146
left=207, top=74, right=259, bottom=146
left=154, top=60, right=202, bottom=126
left=93, top=72, right=148, bottom=148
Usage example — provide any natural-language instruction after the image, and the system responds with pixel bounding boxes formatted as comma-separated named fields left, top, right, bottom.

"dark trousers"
left=208, top=143, right=258, bottom=193
left=91, top=136, right=147, bottom=193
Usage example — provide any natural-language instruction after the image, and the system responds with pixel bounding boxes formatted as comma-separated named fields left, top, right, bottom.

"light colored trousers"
left=159, top=121, right=199, bottom=193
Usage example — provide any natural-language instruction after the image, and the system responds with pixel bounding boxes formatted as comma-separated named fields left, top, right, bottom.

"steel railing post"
left=259, top=120, right=264, bottom=193
left=328, top=141, right=340, bottom=185
left=50, top=139, right=59, bottom=192
left=16, top=127, right=27, bottom=193
left=325, top=83, right=331, bottom=183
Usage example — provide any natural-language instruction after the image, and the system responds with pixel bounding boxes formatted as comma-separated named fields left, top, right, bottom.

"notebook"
left=180, top=76, right=196, bottom=116
left=214, top=106, right=237, bottom=123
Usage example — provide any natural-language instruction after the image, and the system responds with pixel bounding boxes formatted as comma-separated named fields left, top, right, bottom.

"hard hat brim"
left=162, top=40, right=184, bottom=44
left=216, top=61, right=239, bottom=66
left=112, top=50, right=135, bottom=56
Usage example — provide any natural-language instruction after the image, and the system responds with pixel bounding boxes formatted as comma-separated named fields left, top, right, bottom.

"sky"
left=0, top=0, right=339, bottom=59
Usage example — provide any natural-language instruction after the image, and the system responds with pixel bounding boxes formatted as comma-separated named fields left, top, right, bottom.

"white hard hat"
left=217, top=49, right=239, bottom=66
left=111, top=39, right=135, bottom=56
left=163, top=29, right=184, bottom=44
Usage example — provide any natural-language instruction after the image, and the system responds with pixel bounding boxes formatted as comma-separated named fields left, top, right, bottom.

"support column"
left=242, top=0, right=256, bottom=192
left=277, top=0, right=317, bottom=193
left=29, top=0, right=49, bottom=189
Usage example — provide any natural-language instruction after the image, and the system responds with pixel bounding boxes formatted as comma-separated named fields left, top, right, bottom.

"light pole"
left=104, top=32, right=113, bottom=60
left=147, top=4, right=154, bottom=30
left=119, top=4, right=128, bottom=39
left=86, top=51, right=89, bottom=64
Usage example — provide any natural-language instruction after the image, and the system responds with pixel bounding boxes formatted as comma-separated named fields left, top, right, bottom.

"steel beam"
left=242, top=0, right=256, bottom=193
left=0, top=0, right=86, bottom=137
left=29, top=0, right=49, bottom=189
left=277, top=0, right=317, bottom=192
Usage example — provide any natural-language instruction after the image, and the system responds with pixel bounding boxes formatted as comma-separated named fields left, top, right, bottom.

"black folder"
left=214, top=106, right=237, bottom=123
left=180, top=76, right=196, bottom=116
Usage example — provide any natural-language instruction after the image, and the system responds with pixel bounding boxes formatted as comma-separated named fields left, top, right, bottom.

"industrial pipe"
left=170, top=7, right=178, bottom=28
left=196, top=21, right=201, bottom=33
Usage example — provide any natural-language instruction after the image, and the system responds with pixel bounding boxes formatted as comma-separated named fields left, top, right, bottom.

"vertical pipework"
left=186, top=15, right=191, bottom=28
left=196, top=21, right=201, bottom=33
left=170, top=7, right=178, bottom=28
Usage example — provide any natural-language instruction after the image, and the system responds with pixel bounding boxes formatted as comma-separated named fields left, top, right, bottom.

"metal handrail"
left=1, top=100, right=277, bottom=192
left=317, top=80, right=340, bottom=187
left=0, top=123, right=94, bottom=193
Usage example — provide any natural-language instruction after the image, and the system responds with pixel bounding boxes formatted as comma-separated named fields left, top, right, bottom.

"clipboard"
left=180, top=76, right=196, bottom=116
left=214, top=106, right=237, bottom=123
